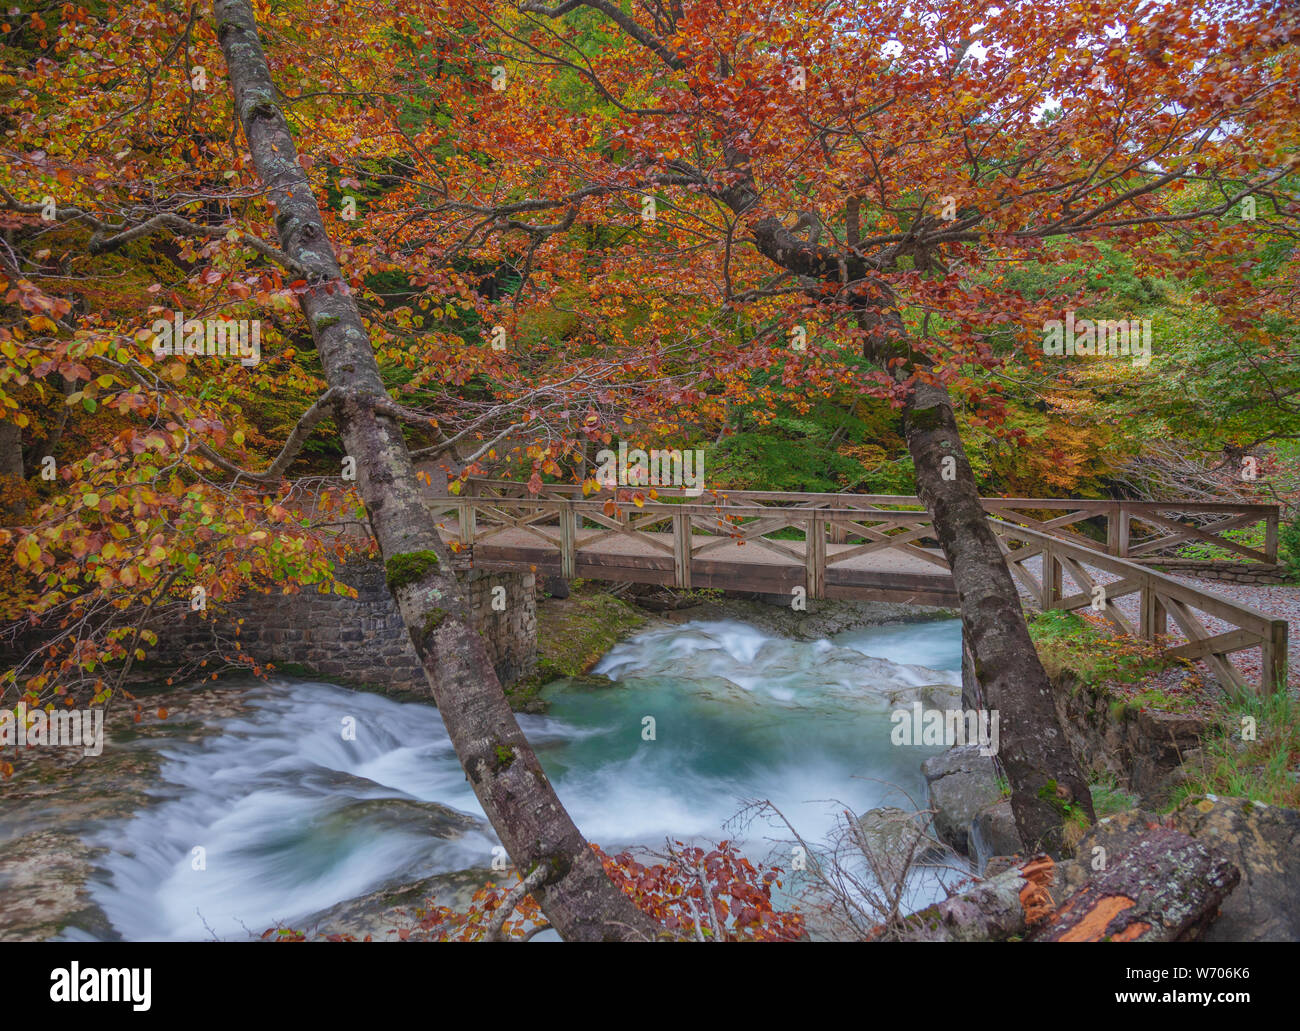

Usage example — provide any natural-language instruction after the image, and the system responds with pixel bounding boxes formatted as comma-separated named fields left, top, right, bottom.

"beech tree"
left=1, top=0, right=1296, bottom=938
left=209, top=0, right=658, bottom=940
left=380, top=0, right=1298, bottom=851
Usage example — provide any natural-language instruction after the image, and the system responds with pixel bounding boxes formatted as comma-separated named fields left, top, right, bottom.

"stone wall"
left=1145, top=559, right=1289, bottom=584
left=147, top=559, right=537, bottom=695
left=1051, top=670, right=1208, bottom=804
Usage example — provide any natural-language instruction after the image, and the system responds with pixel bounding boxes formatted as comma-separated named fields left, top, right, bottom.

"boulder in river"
left=969, top=799, right=1026, bottom=874
left=856, top=806, right=946, bottom=889
left=921, top=745, right=1004, bottom=854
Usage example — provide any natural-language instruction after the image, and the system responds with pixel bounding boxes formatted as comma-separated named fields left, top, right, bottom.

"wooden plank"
left=1057, top=577, right=1143, bottom=609
left=1054, top=553, right=1136, bottom=636
left=1164, top=627, right=1263, bottom=663
left=824, top=583, right=960, bottom=605
left=806, top=513, right=825, bottom=600
left=559, top=501, right=575, bottom=579
left=673, top=511, right=692, bottom=589
left=1125, top=510, right=1262, bottom=555
left=1140, top=586, right=1167, bottom=641
left=458, top=499, right=476, bottom=547
left=1126, top=510, right=1269, bottom=563
left=690, top=531, right=806, bottom=564
left=1042, top=546, right=1061, bottom=609
left=1261, top=620, right=1288, bottom=694
left=821, top=521, right=937, bottom=565
left=1163, top=596, right=1249, bottom=694
left=1006, top=553, right=1045, bottom=600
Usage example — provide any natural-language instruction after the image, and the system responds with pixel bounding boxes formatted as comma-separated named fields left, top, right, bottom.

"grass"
left=1127, top=687, right=1198, bottom=712
left=1028, top=609, right=1171, bottom=688
left=1172, top=523, right=1267, bottom=564
left=504, top=584, right=647, bottom=711
left=1089, top=772, right=1142, bottom=817
left=1165, top=687, right=1300, bottom=810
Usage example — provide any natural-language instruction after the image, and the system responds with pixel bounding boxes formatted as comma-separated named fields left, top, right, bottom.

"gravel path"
left=1015, top=556, right=1300, bottom=692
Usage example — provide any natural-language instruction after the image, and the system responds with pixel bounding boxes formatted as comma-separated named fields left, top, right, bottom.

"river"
left=61, top=617, right=964, bottom=940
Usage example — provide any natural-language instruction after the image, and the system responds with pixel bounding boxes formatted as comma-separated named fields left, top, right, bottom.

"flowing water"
left=63, top=617, right=964, bottom=940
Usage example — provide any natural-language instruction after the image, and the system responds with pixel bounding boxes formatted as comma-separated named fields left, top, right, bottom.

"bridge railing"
left=453, top=478, right=1280, bottom=565
left=992, top=520, right=1287, bottom=696
left=426, top=490, right=1287, bottom=694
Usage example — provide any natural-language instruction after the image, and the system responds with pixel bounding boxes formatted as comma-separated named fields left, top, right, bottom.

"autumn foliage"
left=402, top=843, right=803, bottom=942
left=1, top=3, right=1297, bottom=729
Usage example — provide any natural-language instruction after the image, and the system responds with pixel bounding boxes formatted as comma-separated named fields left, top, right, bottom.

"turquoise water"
left=541, top=619, right=962, bottom=846
left=66, top=617, right=964, bottom=940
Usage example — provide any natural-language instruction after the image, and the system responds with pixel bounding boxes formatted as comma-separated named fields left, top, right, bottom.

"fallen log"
left=892, top=825, right=1239, bottom=942
left=1031, top=826, right=1240, bottom=942
left=888, top=856, right=1057, bottom=941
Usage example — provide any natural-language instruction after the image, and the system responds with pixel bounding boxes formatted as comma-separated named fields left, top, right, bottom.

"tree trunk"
left=904, top=380, right=1095, bottom=855
left=1031, top=827, right=1239, bottom=941
left=890, top=855, right=1056, bottom=941
left=899, top=828, right=1239, bottom=941
left=0, top=419, right=26, bottom=521
left=736, top=203, right=1095, bottom=856
left=213, top=0, right=657, bottom=942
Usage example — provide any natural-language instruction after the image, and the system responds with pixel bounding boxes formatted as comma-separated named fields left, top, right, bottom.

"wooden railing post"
left=1265, top=508, right=1280, bottom=564
left=1041, top=544, right=1061, bottom=609
left=673, top=510, right=692, bottom=589
left=1261, top=620, right=1288, bottom=694
left=1105, top=502, right=1121, bottom=555
left=805, top=512, right=825, bottom=600
left=559, top=500, right=575, bottom=579
left=828, top=505, right=846, bottom=544
left=458, top=499, right=476, bottom=548
left=1115, top=503, right=1131, bottom=558
left=1140, top=576, right=1166, bottom=641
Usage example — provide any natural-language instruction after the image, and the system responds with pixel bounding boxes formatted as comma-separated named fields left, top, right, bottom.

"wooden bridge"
left=428, top=480, right=1287, bottom=694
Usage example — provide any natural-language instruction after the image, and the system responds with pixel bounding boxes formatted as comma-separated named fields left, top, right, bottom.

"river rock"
left=1176, top=796, right=1300, bottom=942
left=857, top=807, right=943, bottom=888
left=920, top=681, right=962, bottom=711
left=299, top=867, right=499, bottom=941
left=969, top=799, right=1025, bottom=874
left=921, top=745, right=1003, bottom=854
left=542, top=576, right=570, bottom=599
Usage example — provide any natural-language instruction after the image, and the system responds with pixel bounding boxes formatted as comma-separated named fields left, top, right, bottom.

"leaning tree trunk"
left=214, top=0, right=657, bottom=942
left=739, top=199, right=1095, bottom=855
left=847, top=297, right=1094, bottom=855
left=904, top=380, right=1095, bottom=855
